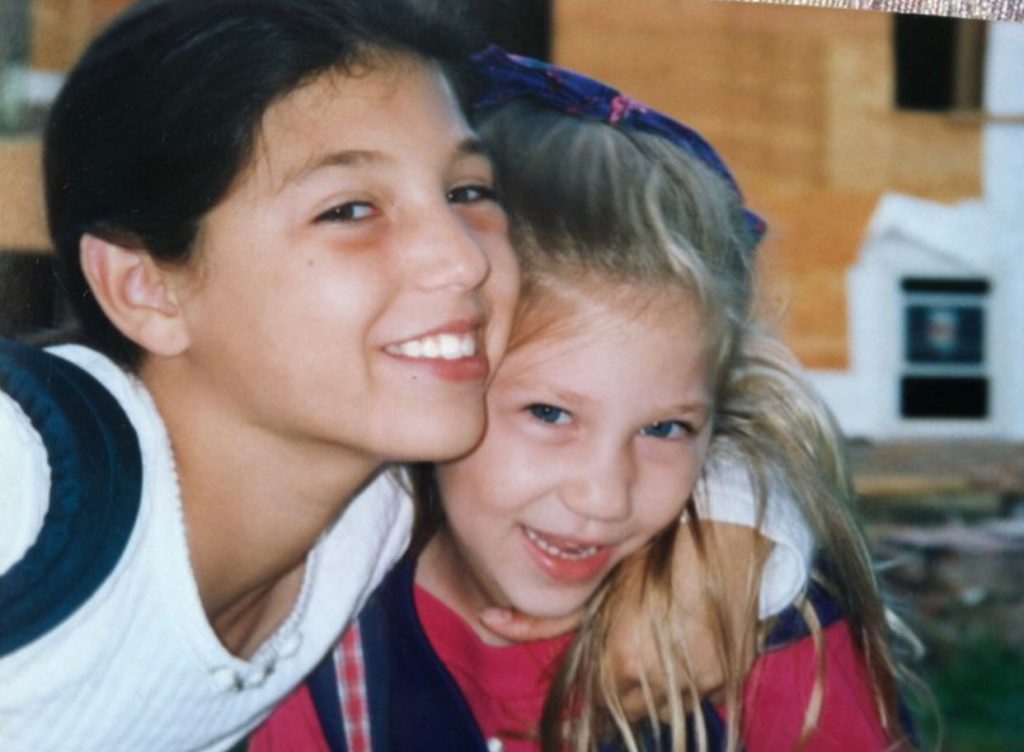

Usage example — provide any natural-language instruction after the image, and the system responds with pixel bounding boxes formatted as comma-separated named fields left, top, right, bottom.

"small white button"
left=210, top=667, right=243, bottom=692
left=277, top=631, right=303, bottom=658
left=239, top=663, right=273, bottom=689
left=486, top=738, right=504, bottom=752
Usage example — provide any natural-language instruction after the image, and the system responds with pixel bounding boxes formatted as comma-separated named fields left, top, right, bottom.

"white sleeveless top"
left=0, top=345, right=413, bottom=752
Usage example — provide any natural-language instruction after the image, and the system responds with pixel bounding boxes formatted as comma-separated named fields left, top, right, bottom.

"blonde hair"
left=474, top=101, right=911, bottom=751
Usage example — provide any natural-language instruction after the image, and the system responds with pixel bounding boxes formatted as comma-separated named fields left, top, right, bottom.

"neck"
left=142, top=360, right=380, bottom=656
left=417, top=528, right=512, bottom=646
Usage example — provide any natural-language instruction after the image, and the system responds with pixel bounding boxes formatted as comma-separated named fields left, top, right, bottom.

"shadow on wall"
left=0, top=251, right=64, bottom=339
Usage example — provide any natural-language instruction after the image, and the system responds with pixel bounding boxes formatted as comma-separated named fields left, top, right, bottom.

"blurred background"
left=1, top=1, right=1022, bottom=748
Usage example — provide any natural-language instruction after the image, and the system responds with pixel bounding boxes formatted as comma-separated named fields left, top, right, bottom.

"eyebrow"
left=509, top=376, right=712, bottom=411
left=283, top=137, right=490, bottom=190
left=454, top=137, right=489, bottom=160
left=668, top=400, right=711, bottom=418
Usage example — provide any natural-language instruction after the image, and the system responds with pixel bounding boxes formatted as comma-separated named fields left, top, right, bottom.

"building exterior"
left=2, top=1, right=1021, bottom=439
left=831, top=22, right=1024, bottom=439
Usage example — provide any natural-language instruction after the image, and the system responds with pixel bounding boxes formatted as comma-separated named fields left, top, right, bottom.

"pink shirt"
left=742, top=620, right=891, bottom=751
left=415, top=586, right=573, bottom=751
left=252, top=588, right=892, bottom=751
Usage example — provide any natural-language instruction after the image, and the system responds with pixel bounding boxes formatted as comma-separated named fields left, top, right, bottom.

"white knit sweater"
left=0, top=345, right=413, bottom=752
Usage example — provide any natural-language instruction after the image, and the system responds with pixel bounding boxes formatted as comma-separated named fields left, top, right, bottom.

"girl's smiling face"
left=163, top=57, right=519, bottom=471
left=425, top=283, right=714, bottom=633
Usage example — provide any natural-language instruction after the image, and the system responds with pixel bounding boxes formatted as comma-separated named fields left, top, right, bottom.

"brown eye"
left=314, top=202, right=376, bottom=222
left=447, top=185, right=498, bottom=205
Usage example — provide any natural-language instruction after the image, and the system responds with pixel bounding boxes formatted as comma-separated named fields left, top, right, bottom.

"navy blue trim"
left=308, top=650, right=348, bottom=752
left=307, top=554, right=491, bottom=751
left=379, top=556, right=489, bottom=750
left=0, top=340, right=142, bottom=655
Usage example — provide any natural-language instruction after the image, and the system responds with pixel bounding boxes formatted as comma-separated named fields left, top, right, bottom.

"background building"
left=6, top=0, right=1020, bottom=440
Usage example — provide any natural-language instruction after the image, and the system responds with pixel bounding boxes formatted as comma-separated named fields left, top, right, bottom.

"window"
left=894, top=15, right=986, bottom=112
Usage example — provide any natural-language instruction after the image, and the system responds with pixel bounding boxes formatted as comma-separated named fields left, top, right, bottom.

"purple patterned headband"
left=469, top=45, right=766, bottom=245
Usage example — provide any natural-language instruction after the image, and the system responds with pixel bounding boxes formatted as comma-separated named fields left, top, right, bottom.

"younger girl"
left=252, top=50, right=909, bottom=751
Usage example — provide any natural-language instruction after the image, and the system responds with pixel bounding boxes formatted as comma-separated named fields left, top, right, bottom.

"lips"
left=385, top=331, right=477, bottom=360
left=383, top=323, right=488, bottom=381
left=521, top=525, right=615, bottom=583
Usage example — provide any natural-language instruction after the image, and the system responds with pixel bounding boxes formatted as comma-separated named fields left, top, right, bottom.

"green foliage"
left=915, top=634, right=1024, bottom=751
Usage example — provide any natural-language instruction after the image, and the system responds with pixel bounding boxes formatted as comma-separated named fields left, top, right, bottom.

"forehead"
left=498, top=283, right=709, bottom=387
left=239, top=56, right=474, bottom=194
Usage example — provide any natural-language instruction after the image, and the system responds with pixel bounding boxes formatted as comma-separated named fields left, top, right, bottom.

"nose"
left=558, top=443, right=634, bottom=523
left=408, top=204, right=492, bottom=292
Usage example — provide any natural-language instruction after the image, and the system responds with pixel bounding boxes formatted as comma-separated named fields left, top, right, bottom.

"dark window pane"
left=900, top=376, right=988, bottom=419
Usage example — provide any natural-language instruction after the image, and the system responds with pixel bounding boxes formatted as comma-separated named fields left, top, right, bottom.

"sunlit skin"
left=137, top=57, right=519, bottom=654
left=418, top=284, right=713, bottom=644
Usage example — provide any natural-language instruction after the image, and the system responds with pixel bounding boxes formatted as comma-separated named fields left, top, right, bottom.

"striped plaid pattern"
left=335, top=623, right=372, bottom=752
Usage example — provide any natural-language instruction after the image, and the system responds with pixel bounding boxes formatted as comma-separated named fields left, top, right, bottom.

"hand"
left=606, top=521, right=766, bottom=720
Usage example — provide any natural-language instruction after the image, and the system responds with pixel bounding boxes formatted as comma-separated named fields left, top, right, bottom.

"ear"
left=80, top=233, right=191, bottom=357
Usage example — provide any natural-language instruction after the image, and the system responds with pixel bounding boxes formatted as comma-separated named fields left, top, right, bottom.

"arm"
left=604, top=520, right=766, bottom=718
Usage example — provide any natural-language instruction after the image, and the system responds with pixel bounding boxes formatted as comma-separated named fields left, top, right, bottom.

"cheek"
left=480, top=229, right=519, bottom=323
left=436, top=447, right=508, bottom=532
left=438, top=435, right=545, bottom=545
left=634, top=455, right=706, bottom=533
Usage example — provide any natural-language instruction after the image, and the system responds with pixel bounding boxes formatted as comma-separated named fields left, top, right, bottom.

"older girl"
left=0, top=3, right=517, bottom=750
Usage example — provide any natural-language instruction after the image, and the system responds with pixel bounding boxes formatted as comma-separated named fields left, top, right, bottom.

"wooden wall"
left=0, top=140, right=47, bottom=250
left=0, top=0, right=131, bottom=253
left=31, top=0, right=129, bottom=70
left=554, top=0, right=982, bottom=369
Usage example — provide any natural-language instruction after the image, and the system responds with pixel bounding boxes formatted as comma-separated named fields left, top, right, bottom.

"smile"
left=385, top=332, right=477, bottom=360
left=523, top=526, right=602, bottom=560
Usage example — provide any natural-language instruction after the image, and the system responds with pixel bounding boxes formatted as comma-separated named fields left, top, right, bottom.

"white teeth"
left=386, top=333, right=477, bottom=360
left=439, top=334, right=461, bottom=359
left=524, top=527, right=600, bottom=560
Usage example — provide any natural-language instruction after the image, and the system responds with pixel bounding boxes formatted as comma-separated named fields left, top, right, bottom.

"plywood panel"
left=754, top=190, right=880, bottom=369
left=0, top=139, right=48, bottom=250
left=31, top=0, right=130, bottom=71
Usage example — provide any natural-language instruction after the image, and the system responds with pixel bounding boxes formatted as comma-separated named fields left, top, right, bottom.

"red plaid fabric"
left=335, top=623, right=372, bottom=752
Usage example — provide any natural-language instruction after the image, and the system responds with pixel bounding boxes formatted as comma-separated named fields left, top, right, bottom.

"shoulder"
left=745, top=616, right=889, bottom=752
left=0, top=341, right=145, bottom=654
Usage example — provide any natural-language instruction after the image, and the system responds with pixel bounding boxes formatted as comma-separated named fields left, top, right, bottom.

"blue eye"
left=528, top=404, right=570, bottom=425
left=641, top=421, right=689, bottom=439
left=314, top=202, right=376, bottom=223
left=447, top=184, right=498, bottom=205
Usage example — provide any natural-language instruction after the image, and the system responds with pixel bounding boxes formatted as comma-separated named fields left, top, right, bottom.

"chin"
left=510, top=590, right=589, bottom=621
left=391, top=414, right=486, bottom=463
